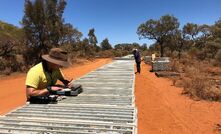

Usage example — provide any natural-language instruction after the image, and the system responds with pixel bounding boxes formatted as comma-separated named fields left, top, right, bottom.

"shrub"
left=195, top=49, right=207, bottom=60
left=0, top=58, right=13, bottom=75
left=170, top=59, right=181, bottom=72
left=181, top=63, right=221, bottom=101
left=98, top=50, right=114, bottom=58
left=112, top=50, right=123, bottom=57
left=214, top=49, right=221, bottom=66
left=188, top=47, right=198, bottom=58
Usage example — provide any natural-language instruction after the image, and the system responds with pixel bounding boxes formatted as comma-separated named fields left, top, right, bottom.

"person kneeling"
left=25, top=48, right=72, bottom=103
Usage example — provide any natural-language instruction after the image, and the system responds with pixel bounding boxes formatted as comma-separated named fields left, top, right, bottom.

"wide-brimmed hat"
left=132, top=48, right=137, bottom=52
left=42, top=48, right=71, bottom=67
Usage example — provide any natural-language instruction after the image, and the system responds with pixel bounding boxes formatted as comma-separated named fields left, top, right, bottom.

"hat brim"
left=42, top=55, right=71, bottom=67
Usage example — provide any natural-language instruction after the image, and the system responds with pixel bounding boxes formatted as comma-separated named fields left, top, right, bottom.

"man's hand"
left=67, top=79, right=73, bottom=88
left=60, top=78, right=73, bottom=88
left=50, top=86, right=63, bottom=91
left=63, top=78, right=73, bottom=88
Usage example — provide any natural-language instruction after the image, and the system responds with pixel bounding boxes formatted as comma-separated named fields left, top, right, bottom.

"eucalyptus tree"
left=0, top=21, right=24, bottom=58
left=183, top=23, right=199, bottom=41
left=88, top=28, right=97, bottom=46
left=207, top=19, right=221, bottom=58
left=173, top=29, right=188, bottom=59
left=137, top=14, right=179, bottom=57
left=22, top=0, right=67, bottom=63
left=196, top=24, right=212, bottom=49
left=0, top=34, right=16, bottom=57
left=61, top=23, right=82, bottom=45
left=211, top=19, right=221, bottom=42
left=140, top=43, right=148, bottom=51
left=100, top=38, right=112, bottom=51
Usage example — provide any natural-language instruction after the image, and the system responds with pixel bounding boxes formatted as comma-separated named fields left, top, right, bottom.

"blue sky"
left=0, top=0, right=221, bottom=46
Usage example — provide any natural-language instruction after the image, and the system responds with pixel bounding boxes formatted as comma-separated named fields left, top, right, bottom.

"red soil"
left=135, top=62, right=221, bottom=134
left=0, top=58, right=112, bottom=115
left=0, top=59, right=221, bottom=134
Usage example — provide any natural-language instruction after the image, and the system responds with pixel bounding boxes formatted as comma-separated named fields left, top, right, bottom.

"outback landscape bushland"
left=0, top=0, right=220, bottom=101
left=138, top=15, right=221, bottom=101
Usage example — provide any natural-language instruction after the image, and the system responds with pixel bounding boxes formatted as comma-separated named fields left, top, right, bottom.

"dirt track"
left=0, top=59, right=221, bottom=134
left=0, top=58, right=112, bottom=115
left=136, top=62, right=221, bottom=134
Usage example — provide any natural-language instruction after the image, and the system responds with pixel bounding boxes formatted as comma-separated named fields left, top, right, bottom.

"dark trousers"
left=136, top=61, right=141, bottom=73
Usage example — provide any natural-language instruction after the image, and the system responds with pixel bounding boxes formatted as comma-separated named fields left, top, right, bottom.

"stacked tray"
left=0, top=59, right=137, bottom=134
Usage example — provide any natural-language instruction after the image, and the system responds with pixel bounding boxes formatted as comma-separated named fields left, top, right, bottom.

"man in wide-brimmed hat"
left=25, top=48, right=72, bottom=99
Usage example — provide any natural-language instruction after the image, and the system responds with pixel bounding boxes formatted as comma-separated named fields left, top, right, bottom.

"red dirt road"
left=0, top=59, right=221, bottom=134
left=0, top=58, right=112, bottom=115
left=135, top=62, right=221, bottom=134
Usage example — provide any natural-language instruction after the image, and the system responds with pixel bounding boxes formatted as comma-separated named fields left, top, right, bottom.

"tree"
left=0, top=34, right=16, bottom=57
left=22, top=0, right=67, bottom=64
left=88, top=28, right=100, bottom=52
left=211, top=19, right=221, bottom=47
left=140, top=43, right=148, bottom=51
left=88, top=28, right=97, bottom=46
left=100, top=38, right=112, bottom=51
left=61, top=23, right=82, bottom=45
left=137, top=14, right=179, bottom=57
left=183, top=23, right=212, bottom=49
left=205, top=41, right=221, bottom=58
left=202, top=22, right=221, bottom=59
left=76, top=38, right=95, bottom=58
left=196, top=24, right=212, bottom=49
left=183, top=23, right=199, bottom=41
left=0, top=21, right=25, bottom=57
left=169, top=29, right=189, bottom=59
left=212, top=19, right=221, bottom=39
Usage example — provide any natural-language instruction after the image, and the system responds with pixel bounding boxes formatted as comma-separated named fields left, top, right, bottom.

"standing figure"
left=133, top=49, right=141, bottom=74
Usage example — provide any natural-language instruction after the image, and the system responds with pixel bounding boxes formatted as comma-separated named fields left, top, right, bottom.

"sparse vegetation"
left=0, top=0, right=220, bottom=102
left=166, top=57, right=221, bottom=101
left=139, top=15, right=221, bottom=101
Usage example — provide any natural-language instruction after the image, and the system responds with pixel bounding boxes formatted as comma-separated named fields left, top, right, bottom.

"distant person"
left=151, top=53, right=156, bottom=61
left=132, top=49, right=141, bottom=74
left=25, top=48, right=73, bottom=100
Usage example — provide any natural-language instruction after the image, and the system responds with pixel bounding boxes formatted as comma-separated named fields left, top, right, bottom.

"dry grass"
left=170, top=57, right=221, bottom=101
left=170, top=59, right=181, bottom=72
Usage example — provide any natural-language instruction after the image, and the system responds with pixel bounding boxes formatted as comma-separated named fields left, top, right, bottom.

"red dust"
left=135, top=62, right=221, bottom=134
left=0, top=58, right=112, bottom=115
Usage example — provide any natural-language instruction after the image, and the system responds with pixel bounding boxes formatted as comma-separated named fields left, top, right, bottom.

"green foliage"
left=0, top=56, right=26, bottom=75
left=183, top=23, right=199, bottom=40
left=22, top=0, right=77, bottom=64
left=0, top=34, right=16, bottom=57
left=77, top=38, right=95, bottom=58
left=214, top=49, right=221, bottom=66
left=88, top=28, right=98, bottom=46
left=0, top=21, right=24, bottom=39
left=137, top=14, right=179, bottom=57
left=61, top=23, right=83, bottom=44
left=0, top=21, right=26, bottom=74
left=114, top=42, right=148, bottom=56
left=140, top=43, right=148, bottom=51
left=0, top=21, right=25, bottom=56
left=112, top=50, right=123, bottom=57
left=138, top=15, right=219, bottom=61
left=211, top=19, right=221, bottom=39
left=114, top=43, right=140, bottom=51
left=88, top=28, right=100, bottom=52
left=100, top=38, right=112, bottom=51
left=98, top=50, right=114, bottom=58
left=205, top=41, right=221, bottom=58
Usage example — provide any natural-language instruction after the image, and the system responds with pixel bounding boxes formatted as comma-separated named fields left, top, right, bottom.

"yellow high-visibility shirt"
left=25, top=62, right=64, bottom=89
